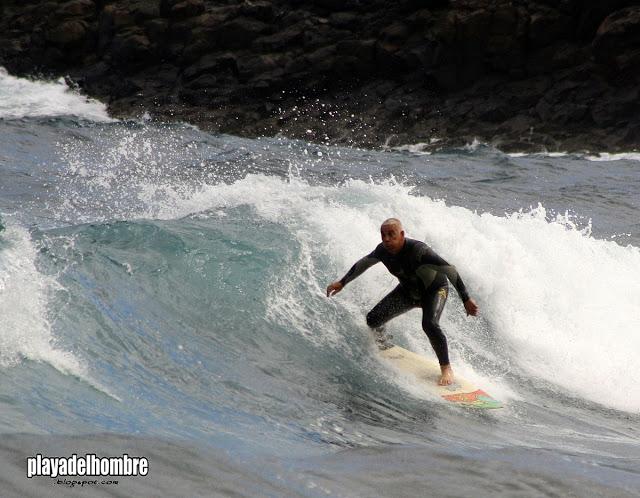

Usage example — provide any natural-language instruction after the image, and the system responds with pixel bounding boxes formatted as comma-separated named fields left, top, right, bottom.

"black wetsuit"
left=339, top=238, right=471, bottom=365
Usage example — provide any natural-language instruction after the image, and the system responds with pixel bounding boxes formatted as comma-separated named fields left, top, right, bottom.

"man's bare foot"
left=438, top=365, right=454, bottom=386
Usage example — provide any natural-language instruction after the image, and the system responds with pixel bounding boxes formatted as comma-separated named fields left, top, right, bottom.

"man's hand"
left=326, top=281, right=344, bottom=297
left=464, top=298, right=479, bottom=316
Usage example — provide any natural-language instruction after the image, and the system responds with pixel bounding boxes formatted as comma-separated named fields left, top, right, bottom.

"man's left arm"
left=418, top=248, right=478, bottom=316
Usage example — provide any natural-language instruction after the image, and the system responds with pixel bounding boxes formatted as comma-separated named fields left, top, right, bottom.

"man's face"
left=380, top=224, right=405, bottom=254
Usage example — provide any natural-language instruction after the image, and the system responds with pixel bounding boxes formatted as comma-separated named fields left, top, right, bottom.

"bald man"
left=326, top=218, right=478, bottom=386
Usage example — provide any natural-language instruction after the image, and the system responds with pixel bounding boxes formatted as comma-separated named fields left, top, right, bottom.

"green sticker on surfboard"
left=379, top=344, right=502, bottom=409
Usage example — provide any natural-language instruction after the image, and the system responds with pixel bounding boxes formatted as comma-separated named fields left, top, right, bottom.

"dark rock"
left=96, top=8, right=114, bottom=51
left=236, top=53, right=288, bottom=80
left=575, top=1, right=632, bottom=40
left=330, top=55, right=374, bottom=80
left=282, top=56, right=308, bottom=78
left=240, top=1, right=274, bottom=22
left=302, top=25, right=349, bottom=50
left=329, top=12, right=359, bottom=29
left=428, top=64, right=457, bottom=89
left=380, top=22, right=410, bottom=43
left=185, top=73, right=218, bottom=89
left=552, top=43, right=587, bottom=69
left=615, top=47, right=640, bottom=75
left=280, top=9, right=311, bottom=26
left=183, top=53, right=238, bottom=81
left=170, top=0, right=205, bottom=20
left=252, top=26, right=304, bottom=52
left=79, top=60, right=110, bottom=84
left=456, top=9, right=491, bottom=47
left=528, top=7, right=569, bottom=48
left=376, top=42, right=407, bottom=73
left=247, top=67, right=286, bottom=93
left=97, top=5, right=136, bottom=53
left=195, top=8, right=242, bottom=28
left=0, top=0, right=637, bottom=152
left=58, top=0, right=95, bottom=18
left=211, top=17, right=270, bottom=49
left=181, top=37, right=210, bottom=64
left=41, top=46, right=66, bottom=66
left=159, top=0, right=176, bottom=17
left=526, top=41, right=584, bottom=75
left=592, top=6, right=640, bottom=74
left=105, top=5, right=136, bottom=29
left=535, top=80, right=591, bottom=124
left=46, top=19, right=89, bottom=46
left=401, top=0, right=449, bottom=10
left=591, top=87, right=640, bottom=126
left=161, top=41, right=183, bottom=60
left=306, top=44, right=336, bottom=73
left=154, top=64, right=180, bottom=84
left=179, top=86, right=233, bottom=106
left=371, top=80, right=399, bottom=97
left=501, top=77, right=552, bottom=109
left=474, top=97, right=510, bottom=123
left=144, top=18, right=169, bottom=45
left=490, top=6, right=519, bottom=36
left=336, top=39, right=375, bottom=61
left=109, top=75, right=144, bottom=98
left=110, top=30, right=154, bottom=67
left=167, top=18, right=194, bottom=42
left=452, top=9, right=493, bottom=82
left=619, top=120, right=640, bottom=145
left=312, top=0, right=350, bottom=10
left=6, top=11, right=36, bottom=32
left=406, top=9, right=433, bottom=28
left=130, top=0, right=161, bottom=21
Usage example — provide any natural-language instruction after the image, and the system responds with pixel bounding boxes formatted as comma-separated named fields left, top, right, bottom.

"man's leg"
left=366, top=285, right=416, bottom=349
left=420, top=286, right=452, bottom=384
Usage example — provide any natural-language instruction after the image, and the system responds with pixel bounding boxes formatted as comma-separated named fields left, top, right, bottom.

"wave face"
left=1, top=70, right=639, bottom=496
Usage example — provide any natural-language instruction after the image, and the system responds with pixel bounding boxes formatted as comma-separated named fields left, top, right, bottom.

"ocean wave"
left=0, top=67, right=114, bottom=122
left=0, top=222, right=117, bottom=400
left=83, top=171, right=639, bottom=412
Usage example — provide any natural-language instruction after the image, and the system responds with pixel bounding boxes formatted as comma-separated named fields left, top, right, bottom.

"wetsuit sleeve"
left=416, top=247, right=471, bottom=302
left=339, top=249, right=380, bottom=286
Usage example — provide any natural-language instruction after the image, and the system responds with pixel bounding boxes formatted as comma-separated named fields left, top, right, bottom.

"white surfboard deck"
left=379, top=344, right=502, bottom=409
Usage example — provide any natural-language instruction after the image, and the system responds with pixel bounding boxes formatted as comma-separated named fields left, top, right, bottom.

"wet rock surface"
left=1, top=0, right=638, bottom=151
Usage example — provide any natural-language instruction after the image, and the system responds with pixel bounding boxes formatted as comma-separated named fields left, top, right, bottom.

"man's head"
left=380, top=218, right=405, bottom=254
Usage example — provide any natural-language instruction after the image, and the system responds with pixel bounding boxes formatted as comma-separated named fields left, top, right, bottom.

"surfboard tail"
left=442, top=389, right=502, bottom=409
left=380, top=345, right=503, bottom=409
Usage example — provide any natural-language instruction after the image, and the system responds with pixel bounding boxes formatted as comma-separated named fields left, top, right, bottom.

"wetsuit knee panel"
left=421, top=319, right=444, bottom=337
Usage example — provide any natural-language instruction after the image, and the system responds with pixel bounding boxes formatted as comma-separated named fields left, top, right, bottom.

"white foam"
left=48, top=156, right=640, bottom=412
left=0, top=67, right=113, bottom=122
left=463, top=137, right=485, bottom=151
left=135, top=175, right=640, bottom=413
left=0, top=224, right=118, bottom=399
left=585, top=152, right=640, bottom=162
left=507, top=151, right=569, bottom=158
left=391, top=138, right=441, bottom=155
left=508, top=151, right=640, bottom=161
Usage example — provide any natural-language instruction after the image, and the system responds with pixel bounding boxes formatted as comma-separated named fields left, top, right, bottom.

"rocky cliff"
left=1, top=0, right=639, bottom=151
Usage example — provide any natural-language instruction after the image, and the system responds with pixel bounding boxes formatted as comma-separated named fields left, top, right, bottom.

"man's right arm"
left=327, top=249, right=380, bottom=297
left=339, top=252, right=380, bottom=287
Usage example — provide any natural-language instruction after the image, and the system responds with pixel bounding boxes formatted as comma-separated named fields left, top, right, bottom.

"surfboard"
left=379, top=344, right=502, bottom=409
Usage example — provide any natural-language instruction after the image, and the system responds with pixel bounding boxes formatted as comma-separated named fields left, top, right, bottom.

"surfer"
left=326, top=218, right=478, bottom=386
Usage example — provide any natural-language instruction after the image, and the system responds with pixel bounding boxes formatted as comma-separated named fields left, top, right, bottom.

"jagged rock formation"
left=1, top=0, right=638, bottom=151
